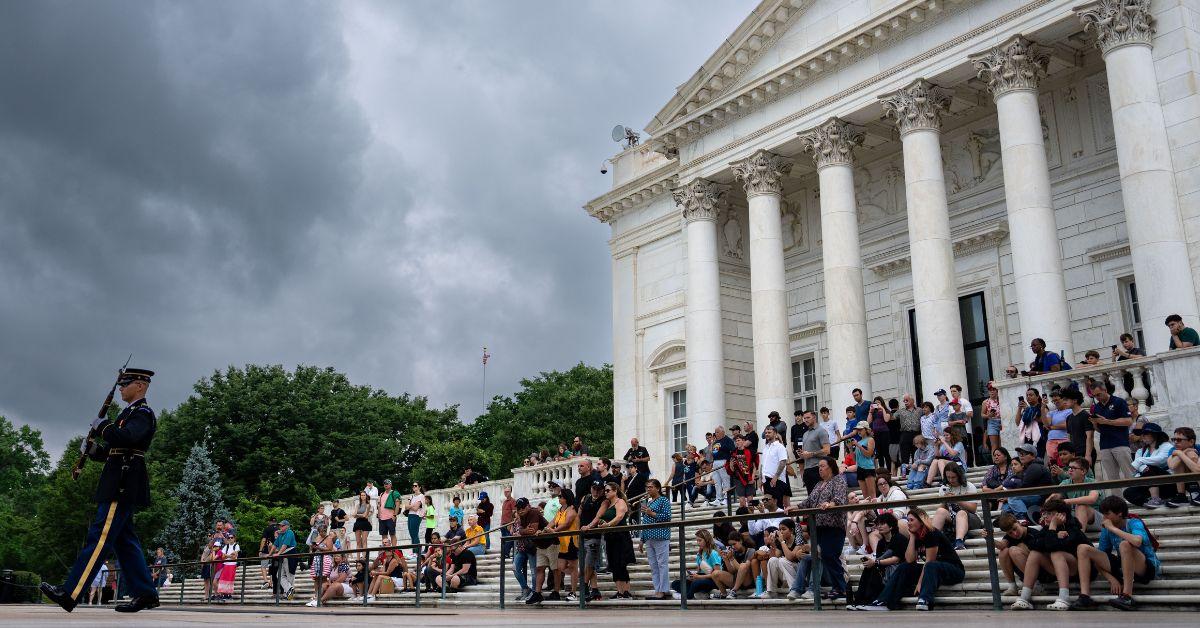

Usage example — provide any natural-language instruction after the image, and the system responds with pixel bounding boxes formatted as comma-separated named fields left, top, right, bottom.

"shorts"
left=857, top=467, right=877, bottom=480
left=732, top=480, right=756, bottom=498
left=260, top=553, right=272, bottom=569
left=536, top=544, right=559, bottom=568
left=559, top=542, right=579, bottom=562
left=987, top=419, right=1002, bottom=436
left=353, top=519, right=372, bottom=532
left=339, top=583, right=354, bottom=597
left=390, top=576, right=407, bottom=589
left=378, top=518, right=397, bottom=536
left=581, top=538, right=603, bottom=570
left=1107, top=552, right=1156, bottom=585
left=763, top=477, right=790, bottom=502
left=456, top=574, right=477, bottom=588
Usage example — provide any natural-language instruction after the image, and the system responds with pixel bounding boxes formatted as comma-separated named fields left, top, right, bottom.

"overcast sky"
left=0, top=0, right=754, bottom=457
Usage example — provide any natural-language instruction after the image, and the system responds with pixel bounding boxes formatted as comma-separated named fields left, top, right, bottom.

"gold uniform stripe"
left=70, top=501, right=119, bottom=600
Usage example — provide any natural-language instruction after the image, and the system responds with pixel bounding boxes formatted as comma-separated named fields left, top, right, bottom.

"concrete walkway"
left=5, top=605, right=1200, bottom=627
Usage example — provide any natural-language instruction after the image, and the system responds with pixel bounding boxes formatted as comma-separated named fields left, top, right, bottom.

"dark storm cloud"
left=0, top=0, right=754, bottom=456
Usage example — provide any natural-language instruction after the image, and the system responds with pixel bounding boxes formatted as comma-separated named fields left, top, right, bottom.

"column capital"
left=797, top=117, right=865, bottom=170
left=1075, top=0, right=1155, bottom=54
left=971, top=35, right=1050, bottom=98
left=672, top=178, right=727, bottom=223
left=880, top=79, right=953, bottom=135
left=731, top=150, right=793, bottom=197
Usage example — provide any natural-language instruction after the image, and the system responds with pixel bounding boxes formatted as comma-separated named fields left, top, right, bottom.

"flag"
left=482, top=347, right=491, bottom=365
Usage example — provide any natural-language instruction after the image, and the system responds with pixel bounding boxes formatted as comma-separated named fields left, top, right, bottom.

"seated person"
left=670, top=530, right=732, bottom=599
left=1048, top=443, right=1089, bottom=482
left=463, top=515, right=486, bottom=556
left=981, top=447, right=1016, bottom=492
left=694, top=460, right=717, bottom=504
left=747, top=495, right=786, bottom=548
left=1073, top=495, right=1162, bottom=611
left=858, top=507, right=965, bottom=611
left=719, top=533, right=755, bottom=595
left=1006, top=444, right=1053, bottom=520
left=311, top=553, right=353, bottom=606
left=435, top=543, right=477, bottom=592
left=763, top=519, right=804, bottom=598
left=930, top=463, right=981, bottom=551
left=906, top=435, right=935, bottom=490
left=1049, top=458, right=1100, bottom=530
left=995, top=513, right=1036, bottom=595
left=1124, top=423, right=1176, bottom=508
left=846, top=512, right=908, bottom=608
left=366, top=549, right=410, bottom=600
left=1166, top=427, right=1200, bottom=507
left=925, top=430, right=968, bottom=486
left=746, top=526, right=778, bottom=598
left=443, top=516, right=466, bottom=543
left=1010, top=498, right=1090, bottom=611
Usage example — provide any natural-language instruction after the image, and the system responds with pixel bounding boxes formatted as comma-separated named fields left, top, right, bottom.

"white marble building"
left=584, top=0, right=1200, bottom=479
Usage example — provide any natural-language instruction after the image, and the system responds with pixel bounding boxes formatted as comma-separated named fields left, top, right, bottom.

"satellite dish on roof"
left=611, top=124, right=628, bottom=143
left=610, top=124, right=640, bottom=148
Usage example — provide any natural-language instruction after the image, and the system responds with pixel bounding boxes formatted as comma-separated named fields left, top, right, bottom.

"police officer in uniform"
left=41, top=368, right=160, bottom=613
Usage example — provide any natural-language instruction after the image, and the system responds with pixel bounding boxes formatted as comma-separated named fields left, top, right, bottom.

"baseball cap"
left=279, top=520, right=290, bottom=526
left=1014, top=444, right=1036, bottom=456
left=478, top=491, right=488, bottom=498
left=1132, top=422, right=1164, bottom=435
left=515, top=497, right=530, bottom=509
left=934, top=389, right=947, bottom=397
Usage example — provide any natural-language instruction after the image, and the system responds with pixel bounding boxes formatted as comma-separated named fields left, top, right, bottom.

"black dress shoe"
left=40, top=583, right=76, bottom=613
left=115, top=594, right=160, bottom=613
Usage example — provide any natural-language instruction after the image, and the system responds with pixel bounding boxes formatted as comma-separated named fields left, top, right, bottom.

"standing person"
left=546, top=489, right=580, bottom=601
left=710, top=426, right=735, bottom=507
left=760, top=426, right=791, bottom=509
left=329, top=499, right=347, bottom=549
left=1026, top=337, right=1068, bottom=375
left=1090, top=381, right=1135, bottom=490
left=1061, top=388, right=1094, bottom=464
left=1166, top=313, right=1199, bottom=349
left=766, top=412, right=787, bottom=443
left=582, top=483, right=634, bottom=599
left=41, top=368, right=160, bottom=614
left=796, top=410, right=830, bottom=494
left=670, top=453, right=687, bottom=502
left=893, top=395, right=921, bottom=468
left=623, top=438, right=651, bottom=502
left=728, top=433, right=758, bottom=509
left=499, top=487, right=517, bottom=559
left=571, top=436, right=589, bottom=457
left=793, top=457, right=850, bottom=600
left=151, top=548, right=167, bottom=590
left=257, top=517, right=278, bottom=587
left=351, top=491, right=373, bottom=558
left=982, top=383, right=1003, bottom=455
left=406, top=483, right=425, bottom=548
left=851, top=389, right=871, bottom=429
left=1045, top=389, right=1072, bottom=463
left=577, top=481, right=606, bottom=602
left=575, top=460, right=601, bottom=500
left=639, top=480, right=672, bottom=600
left=306, top=505, right=328, bottom=548
left=851, top=424, right=878, bottom=501
left=89, top=562, right=108, bottom=605
left=869, top=396, right=893, bottom=473
left=377, top=480, right=402, bottom=549
left=475, top=491, right=494, bottom=551
left=216, top=533, right=240, bottom=602
left=270, top=520, right=298, bottom=600
left=948, top=384, right=975, bottom=464
left=790, top=410, right=808, bottom=452
left=364, top=481, right=379, bottom=503
left=448, top=496, right=464, bottom=526
left=423, top=497, right=437, bottom=544
left=742, top=422, right=760, bottom=456
left=511, top=498, right=546, bottom=603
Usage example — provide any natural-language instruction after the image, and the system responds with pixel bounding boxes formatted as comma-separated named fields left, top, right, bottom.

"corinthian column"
left=881, top=80, right=968, bottom=400
left=1077, top=0, right=1200, bottom=352
left=972, top=35, right=1073, bottom=360
left=673, top=179, right=728, bottom=439
left=798, top=118, right=871, bottom=413
left=732, top=150, right=794, bottom=421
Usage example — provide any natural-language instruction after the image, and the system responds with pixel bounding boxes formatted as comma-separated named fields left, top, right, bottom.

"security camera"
left=600, top=159, right=612, bottom=175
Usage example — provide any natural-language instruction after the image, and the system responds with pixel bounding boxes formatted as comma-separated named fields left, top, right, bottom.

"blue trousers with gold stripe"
left=62, top=501, right=155, bottom=601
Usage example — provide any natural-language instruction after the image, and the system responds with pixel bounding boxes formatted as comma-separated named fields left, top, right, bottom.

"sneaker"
left=1108, top=594, right=1136, bottom=611
left=565, top=592, right=578, bottom=602
left=854, top=545, right=870, bottom=556
left=546, top=591, right=561, bottom=601
left=953, top=539, right=967, bottom=551
left=525, top=591, right=544, bottom=605
left=305, top=599, right=318, bottom=607
left=749, top=590, right=767, bottom=599
left=1070, top=594, right=1096, bottom=610
left=1165, top=494, right=1188, bottom=508
left=915, top=599, right=929, bottom=611
left=846, top=604, right=861, bottom=611
left=671, top=591, right=681, bottom=600
left=1048, top=598, right=1071, bottom=611
left=350, top=596, right=363, bottom=602
left=1189, top=491, right=1200, bottom=507
left=725, top=590, right=738, bottom=599
left=1011, top=598, right=1033, bottom=610
left=620, top=591, right=634, bottom=599
left=365, top=594, right=375, bottom=602
left=588, top=589, right=603, bottom=602
left=286, top=589, right=295, bottom=601
left=859, top=603, right=890, bottom=611
left=709, top=591, right=722, bottom=599
left=1143, top=497, right=1165, bottom=509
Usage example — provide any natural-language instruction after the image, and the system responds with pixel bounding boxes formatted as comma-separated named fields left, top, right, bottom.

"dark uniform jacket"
left=88, top=398, right=156, bottom=509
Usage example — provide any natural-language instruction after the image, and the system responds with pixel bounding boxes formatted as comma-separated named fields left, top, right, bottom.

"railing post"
left=316, top=553, right=323, bottom=608
left=362, top=548, right=370, bottom=607
left=678, top=515, right=687, bottom=610
left=440, top=547, right=448, bottom=600
left=498, top=541, right=505, bottom=610
left=577, top=530, right=586, bottom=609
left=414, top=545, right=422, bottom=609
left=239, top=562, right=246, bottom=605
left=807, top=514, right=822, bottom=611
left=273, top=557, right=280, bottom=606
left=979, top=497, right=1003, bottom=612
left=179, top=572, right=185, bottom=605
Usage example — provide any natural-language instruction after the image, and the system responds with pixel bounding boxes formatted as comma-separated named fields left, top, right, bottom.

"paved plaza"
left=5, top=606, right=1200, bottom=627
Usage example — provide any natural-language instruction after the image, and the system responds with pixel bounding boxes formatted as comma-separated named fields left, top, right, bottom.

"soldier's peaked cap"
left=118, top=368, right=155, bottom=385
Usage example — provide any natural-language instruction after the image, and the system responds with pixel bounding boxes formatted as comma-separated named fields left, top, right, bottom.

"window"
left=1119, top=278, right=1145, bottom=350
left=670, top=389, right=687, bottom=455
left=791, top=355, right=818, bottom=413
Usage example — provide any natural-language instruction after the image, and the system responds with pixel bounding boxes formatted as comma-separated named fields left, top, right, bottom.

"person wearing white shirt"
left=759, top=426, right=792, bottom=508
left=747, top=495, right=787, bottom=546
left=363, top=481, right=379, bottom=502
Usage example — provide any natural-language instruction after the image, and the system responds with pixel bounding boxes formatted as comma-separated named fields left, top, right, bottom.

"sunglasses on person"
left=1171, top=437, right=1191, bottom=443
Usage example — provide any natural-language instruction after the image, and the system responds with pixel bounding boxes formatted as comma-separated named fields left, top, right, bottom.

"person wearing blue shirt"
left=448, top=497, right=464, bottom=526
left=709, top=426, right=736, bottom=507
left=1026, top=338, right=1070, bottom=375
left=852, top=388, right=871, bottom=426
left=270, top=520, right=298, bottom=599
left=670, top=529, right=730, bottom=599
left=1072, top=496, right=1160, bottom=611
left=638, top=480, right=673, bottom=599
left=1089, top=382, right=1135, bottom=489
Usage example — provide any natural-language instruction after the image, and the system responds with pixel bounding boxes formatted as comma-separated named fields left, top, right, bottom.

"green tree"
left=22, top=436, right=107, bottom=582
left=0, top=416, right=49, bottom=571
left=408, top=439, right=498, bottom=491
left=467, top=362, right=613, bottom=478
left=155, top=444, right=231, bottom=566
left=231, top=498, right=309, bottom=555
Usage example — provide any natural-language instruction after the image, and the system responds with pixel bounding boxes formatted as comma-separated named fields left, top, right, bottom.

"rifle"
left=71, top=354, right=132, bottom=480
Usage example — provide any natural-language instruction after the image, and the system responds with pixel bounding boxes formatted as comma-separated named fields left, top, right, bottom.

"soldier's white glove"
left=90, top=415, right=107, bottom=431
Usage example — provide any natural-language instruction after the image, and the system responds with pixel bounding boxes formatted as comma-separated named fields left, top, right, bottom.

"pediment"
left=646, top=0, right=813, bottom=135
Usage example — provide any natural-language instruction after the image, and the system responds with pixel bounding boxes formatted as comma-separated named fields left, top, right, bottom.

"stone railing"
left=995, top=346, right=1200, bottom=451
left=325, top=456, right=598, bottom=551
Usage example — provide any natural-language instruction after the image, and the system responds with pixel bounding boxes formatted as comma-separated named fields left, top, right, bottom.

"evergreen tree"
left=156, top=444, right=230, bottom=568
